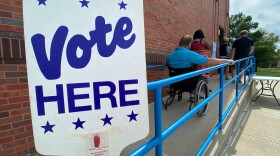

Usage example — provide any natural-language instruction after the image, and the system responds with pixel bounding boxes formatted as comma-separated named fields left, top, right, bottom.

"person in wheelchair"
left=166, top=35, right=235, bottom=116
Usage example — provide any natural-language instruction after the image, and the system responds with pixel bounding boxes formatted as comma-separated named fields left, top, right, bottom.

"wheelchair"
left=164, top=66, right=209, bottom=117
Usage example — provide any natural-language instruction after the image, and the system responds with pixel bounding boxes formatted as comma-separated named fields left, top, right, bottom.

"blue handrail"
left=146, top=64, right=166, bottom=69
left=129, top=56, right=255, bottom=156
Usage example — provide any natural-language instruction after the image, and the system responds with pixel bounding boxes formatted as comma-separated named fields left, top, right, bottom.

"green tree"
left=229, top=12, right=258, bottom=37
left=229, top=13, right=280, bottom=67
left=254, top=30, right=279, bottom=67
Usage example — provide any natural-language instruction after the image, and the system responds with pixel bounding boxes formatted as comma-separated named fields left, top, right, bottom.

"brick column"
left=0, top=1, right=34, bottom=155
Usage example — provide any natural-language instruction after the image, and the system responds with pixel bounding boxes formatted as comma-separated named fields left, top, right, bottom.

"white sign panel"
left=212, top=42, right=217, bottom=58
left=23, top=0, right=149, bottom=155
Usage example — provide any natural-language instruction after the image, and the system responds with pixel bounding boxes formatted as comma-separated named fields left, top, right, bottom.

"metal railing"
left=129, top=56, right=256, bottom=156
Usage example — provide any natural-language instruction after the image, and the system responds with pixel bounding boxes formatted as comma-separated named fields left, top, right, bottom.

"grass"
left=256, top=68, right=280, bottom=77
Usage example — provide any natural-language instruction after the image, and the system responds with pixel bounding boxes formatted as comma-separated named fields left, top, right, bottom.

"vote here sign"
left=23, top=0, right=149, bottom=155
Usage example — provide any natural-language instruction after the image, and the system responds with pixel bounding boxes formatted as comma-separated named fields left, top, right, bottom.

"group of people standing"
left=167, top=29, right=254, bottom=98
left=219, top=30, right=254, bottom=83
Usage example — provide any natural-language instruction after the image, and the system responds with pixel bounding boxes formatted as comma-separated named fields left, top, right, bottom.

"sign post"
left=23, top=0, right=149, bottom=155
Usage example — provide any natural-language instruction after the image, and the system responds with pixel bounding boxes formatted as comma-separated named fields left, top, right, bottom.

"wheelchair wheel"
left=178, top=92, right=182, bottom=101
left=194, top=80, right=209, bottom=117
left=164, top=90, right=176, bottom=109
left=165, top=96, right=175, bottom=109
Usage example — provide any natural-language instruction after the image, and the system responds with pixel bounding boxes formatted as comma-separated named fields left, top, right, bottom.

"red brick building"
left=0, top=0, right=229, bottom=155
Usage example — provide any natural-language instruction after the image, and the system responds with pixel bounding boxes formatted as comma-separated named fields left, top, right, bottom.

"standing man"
left=230, top=30, right=254, bottom=83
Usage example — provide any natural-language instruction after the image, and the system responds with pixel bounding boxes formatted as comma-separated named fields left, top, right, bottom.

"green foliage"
left=254, top=30, right=279, bottom=63
left=229, top=12, right=258, bottom=37
left=229, top=12, right=280, bottom=67
left=249, top=29, right=265, bottom=43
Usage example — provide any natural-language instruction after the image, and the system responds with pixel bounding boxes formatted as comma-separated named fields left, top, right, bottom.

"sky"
left=230, top=0, right=280, bottom=38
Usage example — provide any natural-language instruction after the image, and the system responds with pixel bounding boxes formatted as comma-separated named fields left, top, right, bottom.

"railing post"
left=130, top=62, right=256, bottom=156
left=253, top=57, right=256, bottom=73
left=249, top=58, right=252, bottom=77
left=219, top=67, right=224, bottom=130
left=236, top=61, right=240, bottom=98
left=244, top=59, right=248, bottom=85
left=154, top=87, right=163, bottom=156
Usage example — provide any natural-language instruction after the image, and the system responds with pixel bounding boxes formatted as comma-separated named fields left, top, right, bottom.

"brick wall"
left=145, top=0, right=229, bottom=102
left=0, top=0, right=25, bottom=65
left=0, top=0, right=229, bottom=155
left=144, top=0, right=229, bottom=55
left=0, top=0, right=33, bottom=155
left=0, top=65, right=33, bottom=156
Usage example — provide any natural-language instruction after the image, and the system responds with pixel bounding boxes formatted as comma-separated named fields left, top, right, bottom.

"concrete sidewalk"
left=121, top=75, right=253, bottom=156
left=223, top=81, right=280, bottom=156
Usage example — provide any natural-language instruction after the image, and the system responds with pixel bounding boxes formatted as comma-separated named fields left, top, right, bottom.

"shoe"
left=239, top=80, right=242, bottom=84
left=231, top=80, right=235, bottom=84
left=209, top=89, right=212, bottom=92
left=225, top=77, right=229, bottom=80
